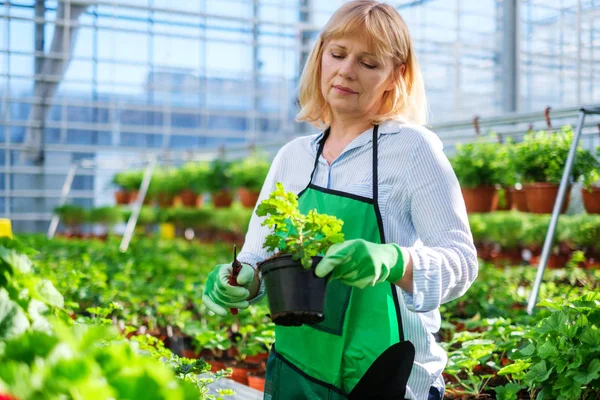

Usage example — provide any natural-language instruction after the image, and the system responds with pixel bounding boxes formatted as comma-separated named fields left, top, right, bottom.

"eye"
left=331, top=53, right=344, bottom=59
left=362, top=62, right=376, bottom=69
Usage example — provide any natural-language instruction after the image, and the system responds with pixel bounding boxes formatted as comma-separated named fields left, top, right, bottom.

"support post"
left=119, top=157, right=157, bottom=252
left=527, top=107, right=600, bottom=314
left=47, top=163, right=78, bottom=239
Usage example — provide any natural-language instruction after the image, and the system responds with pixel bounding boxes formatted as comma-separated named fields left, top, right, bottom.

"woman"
left=202, top=1, right=478, bottom=399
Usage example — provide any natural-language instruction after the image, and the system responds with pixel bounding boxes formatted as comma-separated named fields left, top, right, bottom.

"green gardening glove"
left=202, top=262, right=255, bottom=316
left=315, top=239, right=406, bottom=288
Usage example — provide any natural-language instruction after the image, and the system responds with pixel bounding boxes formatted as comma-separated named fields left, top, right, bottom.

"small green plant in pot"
left=179, top=162, right=210, bottom=207
left=230, top=154, right=271, bottom=209
left=579, top=146, right=600, bottom=214
left=449, top=140, right=502, bottom=213
left=207, top=160, right=233, bottom=208
left=256, top=182, right=344, bottom=326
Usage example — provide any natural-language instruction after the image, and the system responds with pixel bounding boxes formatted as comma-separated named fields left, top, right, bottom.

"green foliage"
left=179, top=162, right=211, bottom=195
left=206, top=160, right=233, bottom=193
left=229, top=154, right=271, bottom=192
left=88, top=207, right=123, bottom=227
left=256, top=182, right=344, bottom=269
left=467, top=212, right=599, bottom=252
left=113, top=170, right=144, bottom=191
left=482, top=212, right=526, bottom=250
left=514, top=126, right=591, bottom=184
left=149, top=169, right=185, bottom=196
left=449, top=140, right=503, bottom=188
left=580, top=146, right=600, bottom=190
left=0, top=240, right=234, bottom=400
left=512, top=293, right=600, bottom=400
left=53, top=205, right=87, bottom=228
left=561, top=214, right=600, bottom=252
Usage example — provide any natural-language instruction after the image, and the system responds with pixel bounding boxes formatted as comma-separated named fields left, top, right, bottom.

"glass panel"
left=9, top=20, right=33, bottom=52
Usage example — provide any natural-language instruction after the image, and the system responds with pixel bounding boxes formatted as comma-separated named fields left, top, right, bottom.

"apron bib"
left=264, top=125, right=415, bottom=400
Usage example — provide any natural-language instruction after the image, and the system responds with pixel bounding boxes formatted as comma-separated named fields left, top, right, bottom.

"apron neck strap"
left=310, top=124, right=380, bottom=202
left=372, top=124, right=379, bottom=203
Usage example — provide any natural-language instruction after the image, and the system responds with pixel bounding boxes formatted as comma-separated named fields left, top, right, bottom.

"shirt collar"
left=311, top=118, right=407, bottom=151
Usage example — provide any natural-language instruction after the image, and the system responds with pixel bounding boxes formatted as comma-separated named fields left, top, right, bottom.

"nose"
left=338, top=58, right=356, bottom=80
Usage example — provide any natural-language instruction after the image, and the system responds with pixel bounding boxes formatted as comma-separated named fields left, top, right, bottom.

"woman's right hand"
left=201, top=262, right=256, bottom=316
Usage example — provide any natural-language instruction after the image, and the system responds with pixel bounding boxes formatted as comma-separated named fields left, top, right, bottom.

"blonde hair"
left=296, top=0, right=428, bottom=127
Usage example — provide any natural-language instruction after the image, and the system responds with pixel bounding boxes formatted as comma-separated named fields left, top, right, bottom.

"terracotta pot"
left=181, top=349, right=198, bottom=359
left=582, top=187, right=600, bottom=214
left=530, top=254, right=569, bottom=269
left=512, top=188, right=529, bottom=212
left=225, top=363, right=262, bottom=385
left=461, top=186, right=497, bottom=213
left=157, top=192, right=175, bottom=208
left=180, top=189, right=200, bottom=208
left=238, top=188, right=260, bottom=209
left=523, top=183, right=570, bottom=214
left=493, top=187, right=513, bottom=211
left=129, top=191, right=152, bottom=205
left=115, top=190, right=130, bottom=205
left=247, top=373, right=266, bottom=391
left=212, top=190, right=233, bottom=208
left=244, top=352, right=269, bottom=364
left=209, top=360, right=226, bottom=372
left=490, top=248, right=523, bottom=267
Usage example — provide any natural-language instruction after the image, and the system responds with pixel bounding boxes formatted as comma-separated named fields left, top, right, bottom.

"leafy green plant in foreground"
left=256, top=182, right=345, bottom=269
left=510, top=293, right=600, bottom=400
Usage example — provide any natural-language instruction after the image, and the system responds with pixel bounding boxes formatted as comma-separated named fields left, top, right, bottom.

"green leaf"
left=572, top=358, right=600, bottom=385
left=524, top=360, right=553, bottom=384
left=580, top=328, right=600, bottom=347
left=2, top=329, right=58, bottom=365
left=537, top=312, right=568, bottom=335
left=0, top=249, right=32, bottom=275
left=514, top=343, right=536, bottom=358
left=498, top=359, right=532, bottom=377
left=494, top=383, right=522, bottom=400
left=0, top=288, right=30, bottom=340
left=537, top=341, right=559, bottom=360
left=36, top=279, right=65, bottom=308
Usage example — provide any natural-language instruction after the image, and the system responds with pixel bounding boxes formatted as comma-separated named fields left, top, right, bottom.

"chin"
left=328, top=98, right=358, bottom=114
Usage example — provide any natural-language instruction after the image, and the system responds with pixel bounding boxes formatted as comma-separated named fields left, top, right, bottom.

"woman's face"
left=320, top=36, right=395, bottom=121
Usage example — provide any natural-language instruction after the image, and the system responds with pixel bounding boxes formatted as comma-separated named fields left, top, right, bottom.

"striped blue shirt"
left=238, top=118, right=479, bottom=399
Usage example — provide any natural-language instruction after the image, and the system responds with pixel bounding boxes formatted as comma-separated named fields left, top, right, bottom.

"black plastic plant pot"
left=258, top=255, right=327, bottom=327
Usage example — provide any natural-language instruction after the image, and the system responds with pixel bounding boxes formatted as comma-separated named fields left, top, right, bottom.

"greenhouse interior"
left=1, top=0, right=600, bottom=399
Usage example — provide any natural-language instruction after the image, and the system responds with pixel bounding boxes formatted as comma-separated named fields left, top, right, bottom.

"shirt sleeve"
left=396, top=130, right=478, bottom=313
left=236, top=146, right=284, bottom=270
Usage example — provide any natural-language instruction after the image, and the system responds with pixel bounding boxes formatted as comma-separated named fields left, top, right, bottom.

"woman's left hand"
left=315, top=239, right=406, bottom=288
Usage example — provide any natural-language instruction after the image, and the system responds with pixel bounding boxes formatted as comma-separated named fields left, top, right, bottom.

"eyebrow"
left=330, top=44, right=376, bottom=58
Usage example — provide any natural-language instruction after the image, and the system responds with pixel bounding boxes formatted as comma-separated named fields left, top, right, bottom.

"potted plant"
left=494, top=141, right=519, bottom=211
left=54, top=204, right=88, bottom=237
left=580, top=146, right=600, bottom=214
left=112, top=172, right=131, bottom=205
left=207, top=160, right=233, bottom=208
left=229, top=154, right=271, bottom=209
left=88, top=206, right=122, bottom=239
left=123, top=170, right=147, bottom=205
left=255, top=182, right=345, bottom=326
left=522, top=214, right=569, bottom=268
left=450, top=140, right=502, bottom=213
left=562, top=215, right=600, bottom=268
left=148, top=169, right=184, bottom=208
left=514, top=126, right=588, bottom=214
left=486, top=212, right=526, bottom=266
left=179, top=162, right=210, bottom=208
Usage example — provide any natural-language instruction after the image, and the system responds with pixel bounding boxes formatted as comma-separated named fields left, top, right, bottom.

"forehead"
left=326, top=36, right=377, bottom=55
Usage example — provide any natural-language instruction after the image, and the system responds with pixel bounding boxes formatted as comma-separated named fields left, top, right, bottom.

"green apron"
left=264, top=125, right=415, bottom=400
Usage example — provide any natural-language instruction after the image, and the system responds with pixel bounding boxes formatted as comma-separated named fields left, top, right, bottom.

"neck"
left=328, top=115, right=374, bottom=142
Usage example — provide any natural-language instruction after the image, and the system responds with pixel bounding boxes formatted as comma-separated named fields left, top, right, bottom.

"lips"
left=333, top=85, right=357, bottom=94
